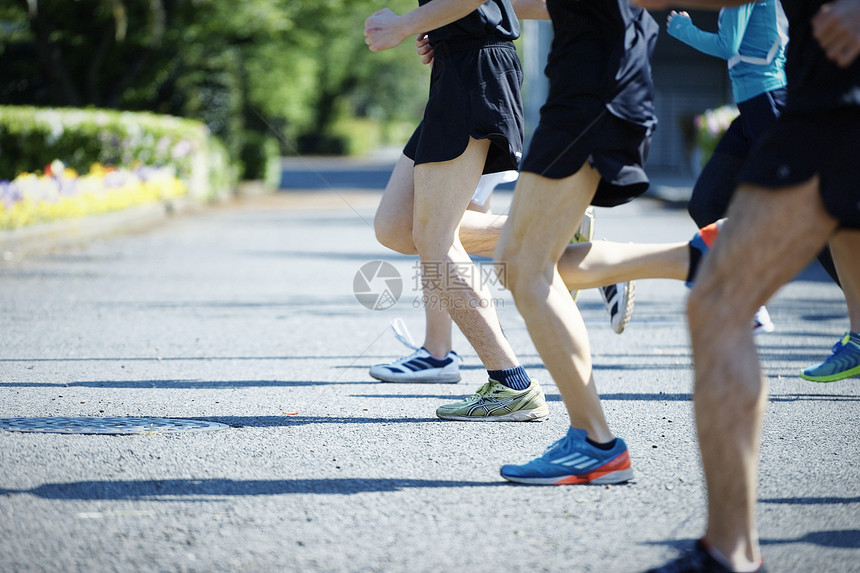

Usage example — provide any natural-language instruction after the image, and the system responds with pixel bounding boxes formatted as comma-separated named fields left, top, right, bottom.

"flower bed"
left=0, top=106, right=235, bottom=203
left=693, top=104, right=740, bottom=169
left=0, top=160, right=186, bottom=230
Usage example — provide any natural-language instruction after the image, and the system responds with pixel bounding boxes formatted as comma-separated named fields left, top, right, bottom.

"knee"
left=410, top=225, right=446, bottom=260
left=494, top=234, right=517, bottom=291
left=687, top=284, right=715, bottom=334
left=410, top=224, right=433, bottom=257
left=495, top=237, right=543, bottom=299
left=374, top=212, right=417, bottom=255
left=693, top=373, right=766, bottom=420
left=687, top=274, right=739, bottom=336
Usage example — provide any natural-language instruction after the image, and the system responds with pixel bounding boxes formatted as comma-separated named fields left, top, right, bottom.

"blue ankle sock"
left=488, top=366, right=530, bottom=391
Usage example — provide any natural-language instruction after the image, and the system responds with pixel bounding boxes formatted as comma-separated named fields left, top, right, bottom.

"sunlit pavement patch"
left=0, top=417, right=229, bottom=434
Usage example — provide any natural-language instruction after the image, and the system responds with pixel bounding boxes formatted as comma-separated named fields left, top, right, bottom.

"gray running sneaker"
left=436, top=379, right=549, bottom=421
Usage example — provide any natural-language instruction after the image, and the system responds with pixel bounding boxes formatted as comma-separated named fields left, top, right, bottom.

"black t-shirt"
left=781, top=0, right=860, bottom=111
left=545, top=0, right=658, bottom=130
left=419, top=0, right=520, bottom=44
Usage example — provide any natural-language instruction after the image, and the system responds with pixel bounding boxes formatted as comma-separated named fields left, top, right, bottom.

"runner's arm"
left=634, top=0, right=859, bottom=67
left=666, top=5, right=751, bottom=60
left=813, top=0, right=860, bottom=67
left=513, top=0, right=549, bottom=20
left=632, top=0, right=749, bottom=9
left=365, top=0, right=486, bottom=52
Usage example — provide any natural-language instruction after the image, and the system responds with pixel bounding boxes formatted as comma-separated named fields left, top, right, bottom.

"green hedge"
left=0, top=106, right=237, bottom=201
left=240, top=131, right=282, bottom=189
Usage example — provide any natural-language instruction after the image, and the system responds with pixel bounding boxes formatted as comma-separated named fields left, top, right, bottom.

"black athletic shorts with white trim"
left=403, top=38, right=523, bottom=175
left=739, top=107, right=860, bottom=230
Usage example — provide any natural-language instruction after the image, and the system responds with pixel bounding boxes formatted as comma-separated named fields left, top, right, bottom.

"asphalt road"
left=0, top=172, right=857, bottom=573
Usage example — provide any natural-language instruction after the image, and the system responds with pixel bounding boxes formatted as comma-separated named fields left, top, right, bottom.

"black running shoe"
left=647, top=540, right=766, bottom=573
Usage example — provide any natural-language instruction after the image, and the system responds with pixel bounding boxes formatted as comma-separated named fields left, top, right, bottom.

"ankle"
left=488, top=366, right=530, bottom=390
left=700, top=539, right=763, bottom=573
left=422, top=344, right=452, bottom=359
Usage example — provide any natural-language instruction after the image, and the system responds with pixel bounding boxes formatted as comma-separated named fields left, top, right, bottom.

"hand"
left=667, top=10, right=690, bottom=26
left=365, top=9, right=408, bottom=52
left=812, top=0, right=860, bottom=68
left=416, top=34, right=434, bottom=66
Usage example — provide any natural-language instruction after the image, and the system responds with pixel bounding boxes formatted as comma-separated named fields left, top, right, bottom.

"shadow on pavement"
left=0, top=477, right=507, bottom=500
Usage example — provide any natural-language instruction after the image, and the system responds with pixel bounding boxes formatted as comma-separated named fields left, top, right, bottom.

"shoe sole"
left=370, top=372, right=461, bottom=384
left=501, top=467, right=634, bottom=485
left=753, top=323, right=775, bottom=334
left=800, top=364, right=860, bottom=382
left=436, top=404, right=549, bottom=422
left=501, top=451, right=633, bottom=485
left=612, top=281, right=635, bottom=334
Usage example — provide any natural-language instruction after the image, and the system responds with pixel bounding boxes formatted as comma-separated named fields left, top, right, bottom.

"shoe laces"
left=840, top=331, right=860, bottom=349
left=473, top=379, right=515, bottom=400
left=830, top=332, right=857, bottom=355
left=389, top=318, right=462, bottom=363
left=541, top=431, right=578, bottom=458
left=391, top=318, right=420, bottom=351
left=390, top=347, right=429, bottom=365
left=473, top=381, right=498, bottom=397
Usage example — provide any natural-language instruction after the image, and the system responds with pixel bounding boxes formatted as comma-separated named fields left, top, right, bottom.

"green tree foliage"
left=0, top=0, right=428, bottom=159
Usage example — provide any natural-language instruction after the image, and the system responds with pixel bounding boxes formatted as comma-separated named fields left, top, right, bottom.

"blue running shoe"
left=500, top=427, right=633, bottom=485
left=801, top=331, right=860, bottom=382
left=646, top=539, right=766, bottom=573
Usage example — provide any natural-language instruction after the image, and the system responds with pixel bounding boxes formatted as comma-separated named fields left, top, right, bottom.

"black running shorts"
left=403, top=38, right=523, bottom=175
left=520, top=108, right=651, bottom=207
left=715, top=88, right=786, bottom=160
left=739, top=107, right=860, bottom=229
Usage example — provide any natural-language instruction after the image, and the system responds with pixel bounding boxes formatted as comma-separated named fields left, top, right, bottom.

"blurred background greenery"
left=0, top=0, right=430, bottom=172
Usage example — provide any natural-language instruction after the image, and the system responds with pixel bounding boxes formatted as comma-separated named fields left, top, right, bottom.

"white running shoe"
left=753, top=306, right=775, bottom=334
left=370, top=347, right=461, bottom=383
left=369, top=319, right=461, bottom=383
left=600, top=281, right=635, bottom=334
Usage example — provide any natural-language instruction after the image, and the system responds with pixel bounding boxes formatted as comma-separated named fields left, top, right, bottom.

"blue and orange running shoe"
left=801, top=331, right=860, bottom=382
left=686, top=219, right=724, bottom=287
left=500, top=427, right=632, bottom=485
